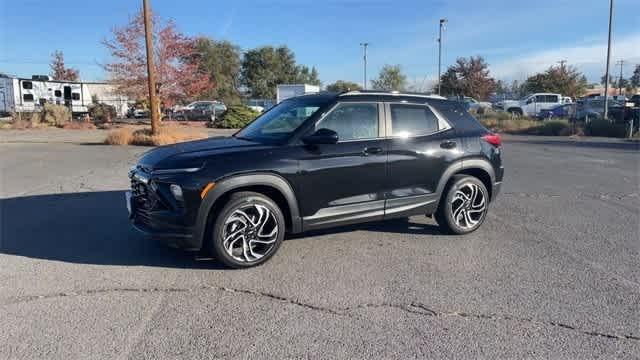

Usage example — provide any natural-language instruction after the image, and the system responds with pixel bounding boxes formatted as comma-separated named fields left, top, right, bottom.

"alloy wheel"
left=222, top=204, right=278, bottom=263
left=451, top=183, right=486, bottom=230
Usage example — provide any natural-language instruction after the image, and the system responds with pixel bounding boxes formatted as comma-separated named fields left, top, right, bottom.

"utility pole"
left=437, top=18, right=447, bottom=96
left=616, top=60, right=624, bottom=95
left=360, top=43, right=369, bottom=90
left=603, top=0, right=614, bottom=122
left=557, top=60, right=567, bottom=72
left=143, top=0, right=160, bottom=134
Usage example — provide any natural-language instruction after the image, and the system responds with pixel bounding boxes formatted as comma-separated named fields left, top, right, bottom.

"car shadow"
left=0, top=191, right=223, bottom=269
left=0, top=191, right=443, bottom=267
left=287, top=217, right=443, bottom=240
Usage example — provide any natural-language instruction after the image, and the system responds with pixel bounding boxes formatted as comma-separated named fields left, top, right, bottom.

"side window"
left=535, top=95, right=546, bottom=102
left=22, top=81, right=33, bottom=90
left=546, top=95, right=559, bottom=103
left=23, top=94, right=34, bottom=102
left=71, top=93, right=80, bottom=100
left=317, top=103, right=378, bottom=141
left=54, top=90, right=62, bottom=97
left=389, top=104, right=439, bottom=137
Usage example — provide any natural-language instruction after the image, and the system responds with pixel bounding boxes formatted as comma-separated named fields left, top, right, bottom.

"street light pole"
left=360, top=43, right=369, bottom=90
left=143, top=0, right=160, bottom=134
left=616, top=60, right=624, bottom=95
left=437, top=19, right=447, bottom=96
left=603, top=0, right=614, bottom=122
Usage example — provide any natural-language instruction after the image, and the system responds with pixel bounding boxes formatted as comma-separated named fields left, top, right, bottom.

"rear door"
left=384, top=101, right=457, bottom=219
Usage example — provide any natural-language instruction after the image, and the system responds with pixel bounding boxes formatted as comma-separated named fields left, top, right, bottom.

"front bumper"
left=126, top=190, right=198, bottom=249
left=126, top=166, right=204, bottom=250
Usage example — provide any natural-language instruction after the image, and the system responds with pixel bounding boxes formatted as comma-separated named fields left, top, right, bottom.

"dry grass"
left=479, top=117, right=540, bottom=132
left=105, top=126, right=207, bottom=146
left=104, top=128, right=133, bottom=145
left=8, top=119, right=50, bottom=130
left=62, top=121, right=97, bottom=130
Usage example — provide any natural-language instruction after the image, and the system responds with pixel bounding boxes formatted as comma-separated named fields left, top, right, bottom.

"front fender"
left=190, top=173, right=301, bottom=250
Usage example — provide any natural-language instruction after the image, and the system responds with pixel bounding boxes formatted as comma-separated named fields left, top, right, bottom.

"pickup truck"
left=499, top=93, right=567, bottom=117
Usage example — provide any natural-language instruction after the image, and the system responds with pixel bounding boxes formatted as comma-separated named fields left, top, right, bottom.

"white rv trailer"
left=0, top=75, right=130, bottom=117
left=276, top=84, right=320, bottom=104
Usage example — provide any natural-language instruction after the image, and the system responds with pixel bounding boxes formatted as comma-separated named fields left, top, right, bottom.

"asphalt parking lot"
left=0, top=131, right=638, bottom=359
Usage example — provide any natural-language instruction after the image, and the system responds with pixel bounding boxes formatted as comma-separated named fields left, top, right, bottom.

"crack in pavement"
left=3, top=285, right=638, bottom=342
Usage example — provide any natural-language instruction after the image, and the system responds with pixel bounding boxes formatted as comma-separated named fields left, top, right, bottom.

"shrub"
left=532, top=120, right=571, bottom=136
left=89, top=103, right=117, bottom=124
left=215, top=105, right=260, bottom=129
left=479, top=117, right=540, bottom=133
left=585, top=119, right=628, bottom=138
left=41, top=103, right=71, bottom=126
left=105, top=126, right=207, bottom=146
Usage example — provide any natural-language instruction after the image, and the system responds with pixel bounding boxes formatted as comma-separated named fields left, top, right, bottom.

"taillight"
left=482, top=133, right=501, bottom=147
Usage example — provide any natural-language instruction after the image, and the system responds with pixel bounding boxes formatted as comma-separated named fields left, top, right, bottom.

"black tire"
left=507, top=108, right=523, bottom=117
left=435, top=175, right=489, bottom=235
left=210, top=191, right=285, bottom=268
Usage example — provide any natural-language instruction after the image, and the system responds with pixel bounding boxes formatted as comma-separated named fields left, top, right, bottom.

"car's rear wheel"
left=435, top=175, right=489, bottom=235
left=210, top=191, right=285, bottom=268
left=507, top=108, right=523, bottom=117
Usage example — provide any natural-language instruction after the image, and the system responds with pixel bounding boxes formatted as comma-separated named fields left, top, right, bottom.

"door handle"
left=362, top=147, right=383, bottom=156
left=440, top=140, right=457, bottom=149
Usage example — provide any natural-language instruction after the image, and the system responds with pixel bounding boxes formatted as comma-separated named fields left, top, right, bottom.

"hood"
left=138, top=136, right=269, bottom=171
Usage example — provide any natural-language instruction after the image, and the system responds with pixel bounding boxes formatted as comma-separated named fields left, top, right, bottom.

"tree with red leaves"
left=436, top=56, right=496, bottom=101
left=102, top=10, right=210, bottom=107
left=50, top=50, right=80, bottom=81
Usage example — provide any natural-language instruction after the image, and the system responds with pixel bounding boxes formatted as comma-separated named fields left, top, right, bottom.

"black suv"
left=126, top=91, right=504, bottom=268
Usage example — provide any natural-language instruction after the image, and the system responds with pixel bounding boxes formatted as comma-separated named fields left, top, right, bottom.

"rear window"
left=430, top=101, right=485, bottom=133
left=22, top=81, right=33, bottom=90
left=389, top=104, right=438, bottom=137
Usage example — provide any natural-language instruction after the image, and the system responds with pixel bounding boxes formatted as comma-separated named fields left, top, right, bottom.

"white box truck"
left=276, top=84, right=320, bottom=103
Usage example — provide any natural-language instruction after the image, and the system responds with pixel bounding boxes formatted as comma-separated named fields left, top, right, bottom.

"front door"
left=296, top=102, right=387, bottom=230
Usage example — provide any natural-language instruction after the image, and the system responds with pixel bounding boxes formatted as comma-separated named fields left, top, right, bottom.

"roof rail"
left=339, top=90, right=446, bottom=100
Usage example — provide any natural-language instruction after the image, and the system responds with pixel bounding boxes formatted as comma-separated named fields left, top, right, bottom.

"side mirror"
left=302, top=128, right=338, bottom=145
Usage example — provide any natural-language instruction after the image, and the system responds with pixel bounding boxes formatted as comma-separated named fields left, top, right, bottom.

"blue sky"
left=1, top=0, right=638, bottom=89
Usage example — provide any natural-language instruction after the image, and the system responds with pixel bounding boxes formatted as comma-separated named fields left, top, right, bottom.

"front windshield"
left=235, top=98, right=328, bottom=143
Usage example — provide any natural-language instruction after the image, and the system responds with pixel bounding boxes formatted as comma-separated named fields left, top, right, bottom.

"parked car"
left=126, top=91, right=504, bottom=268
left=630, top=95, right=640, bottom=107
left=537, top=103, right=575, bottom=120
left=173, top=101, right=226, bottom=121
left=449, top=96, right=492, bottom=112
left=501, top=93, right=565, bottom=117
left=574, top=99, right=629, bottom=121
left=128, top=108, right=149, bottom=119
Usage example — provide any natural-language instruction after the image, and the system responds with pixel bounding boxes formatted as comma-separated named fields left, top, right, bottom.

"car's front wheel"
left=435, top=175, right=489, bottom=235
left=210, top=191, right=285, bottom=268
